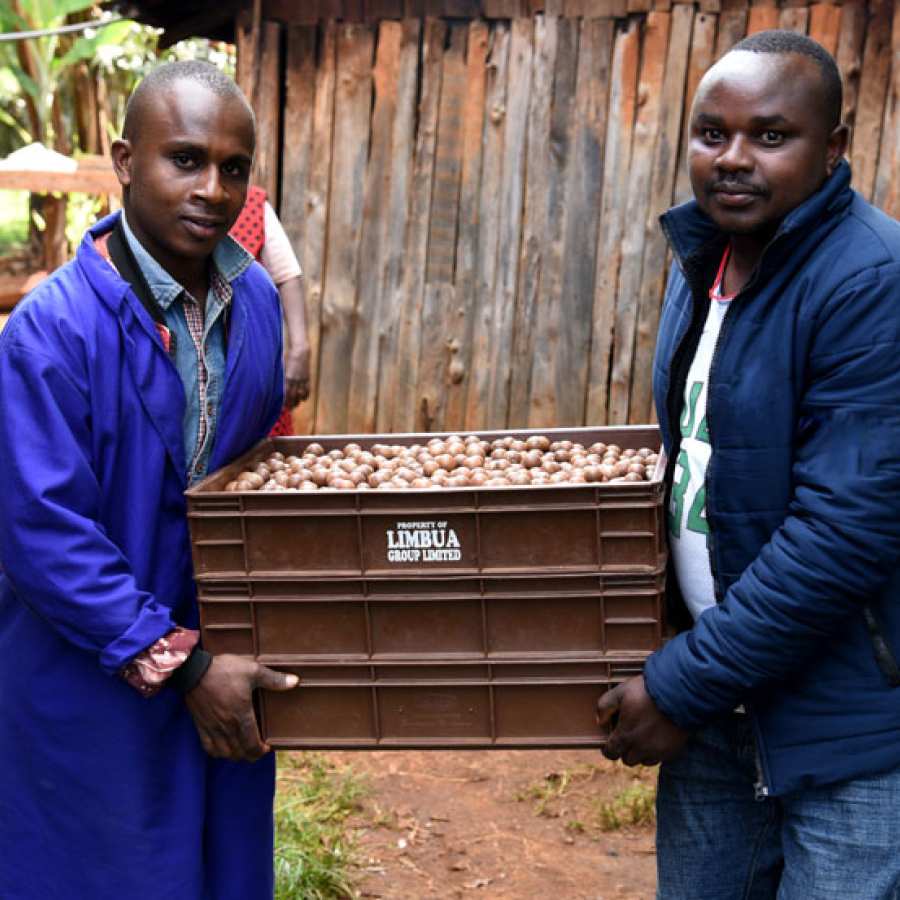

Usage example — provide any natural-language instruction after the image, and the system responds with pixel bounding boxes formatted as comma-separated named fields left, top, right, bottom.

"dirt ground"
left=328, top=749, right=658, bottom=900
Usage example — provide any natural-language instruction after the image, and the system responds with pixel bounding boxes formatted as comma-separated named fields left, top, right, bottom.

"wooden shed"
left=125, top=0, right=899, bottom=434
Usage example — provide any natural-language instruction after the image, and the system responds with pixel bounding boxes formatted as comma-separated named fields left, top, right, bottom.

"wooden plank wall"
left=239, top=0, right=899, bottom=433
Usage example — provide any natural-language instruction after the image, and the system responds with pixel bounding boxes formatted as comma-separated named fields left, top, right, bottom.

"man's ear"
left=826, top=124, right=850, bottom=175
left=111, top=139, right=133, bottom=188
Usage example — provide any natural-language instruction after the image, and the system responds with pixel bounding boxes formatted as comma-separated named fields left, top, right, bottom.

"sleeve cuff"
left=119, top=626, right=199, bottom=697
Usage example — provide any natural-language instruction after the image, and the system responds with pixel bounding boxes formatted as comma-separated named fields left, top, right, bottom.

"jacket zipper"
left=702, top=261, right=773, bottom=798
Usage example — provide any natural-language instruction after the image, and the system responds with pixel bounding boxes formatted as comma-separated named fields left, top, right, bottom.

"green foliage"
left=54, top=19, right=134, bottom=73
left=274, top=753, right=367, bottom=900
left=0, top=190, right=29, bottom=256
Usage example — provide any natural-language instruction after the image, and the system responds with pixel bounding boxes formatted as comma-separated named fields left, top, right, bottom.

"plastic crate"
left=186, top=426, right=666, bottom=749
left=197, top=571, right=665, bottom=661
left=187, top=426, right=666, bottom=579
left=257, top=657, right=647, bottom=749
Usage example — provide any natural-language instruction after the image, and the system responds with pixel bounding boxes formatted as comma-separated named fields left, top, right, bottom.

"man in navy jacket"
left=597, top=31, right=900, bottom=899
left=0, top=62, right=297, bottom=898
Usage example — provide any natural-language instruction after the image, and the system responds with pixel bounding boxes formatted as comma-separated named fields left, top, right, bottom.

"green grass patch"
left=0, top=190, right=29, bottom=256
left=595, top=778, right=656, bottom=832
left=275, top=753, right=367, bottom=900
left=515, top=764, right=598, bottom=818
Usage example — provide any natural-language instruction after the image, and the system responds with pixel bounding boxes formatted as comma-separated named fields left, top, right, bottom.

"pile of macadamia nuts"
left=224, top=435, right=660, bottom=492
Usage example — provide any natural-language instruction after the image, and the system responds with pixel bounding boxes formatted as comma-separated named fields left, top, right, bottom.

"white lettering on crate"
left=386, top=520, right=462, bottom=563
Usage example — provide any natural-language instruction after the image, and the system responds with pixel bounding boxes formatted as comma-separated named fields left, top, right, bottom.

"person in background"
left=597, top=31, right=900, bottom=899
left=230, top=185, right=310, bottom=434
left=0, top=61, right=298, bottom=899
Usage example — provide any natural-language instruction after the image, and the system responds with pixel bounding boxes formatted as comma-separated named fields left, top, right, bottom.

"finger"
left=596, top=702, right=620, bottom=729
left=600, top=741, right=621, bottom=762
left=212, top=720, right=246, bottom=761
left=205, top=725, right=236, bottom=760
left=623, top=748, right=645, bottom=768
left=255, top=665, right=300, bottom=692
left=596, top=688, right=622, bottom=726
left=236, top=712, right=267, bottom=762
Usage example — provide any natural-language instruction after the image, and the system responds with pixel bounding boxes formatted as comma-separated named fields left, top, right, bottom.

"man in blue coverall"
left=0, top=61, right=297, bottom=898
left=598, top=31, right=900, bottom=900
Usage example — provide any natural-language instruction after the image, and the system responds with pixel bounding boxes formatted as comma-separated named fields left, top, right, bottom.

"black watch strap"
left=168, top=647, right=213, bottom=694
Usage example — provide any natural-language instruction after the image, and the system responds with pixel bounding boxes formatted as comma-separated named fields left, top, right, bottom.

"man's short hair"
left=729, top=30, right=843, bottom=129
left=122, top=60, right=254, bottom=142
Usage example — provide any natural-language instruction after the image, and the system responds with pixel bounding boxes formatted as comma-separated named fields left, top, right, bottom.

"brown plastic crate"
left=198, top=571, right=665, bottom=661
left=257, top=657, right=646, bottom=749
left=186, top=426, right=665, bottom=579
left=187, top=426, right=666, bottom=749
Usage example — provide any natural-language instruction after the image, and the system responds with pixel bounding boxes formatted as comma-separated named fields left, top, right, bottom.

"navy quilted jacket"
left=644, top=161, right=900, bottom=796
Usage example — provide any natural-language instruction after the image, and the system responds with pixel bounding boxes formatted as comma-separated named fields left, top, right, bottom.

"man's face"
left=688, top=51, right=846, bottom=238
left=112, top=80, right=254, bottom=278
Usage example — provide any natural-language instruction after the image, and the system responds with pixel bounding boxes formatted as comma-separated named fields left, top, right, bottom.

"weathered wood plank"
left=426, top=26, right=468, bottom=287
left=463, top=23, right=511, bottom=429
left=674, top=9, right=717, bottom=204
left=509, top=14, right=559, bottom=428
left=509, top=19, right=590, bottom=426
left=527, top=17, right=578, bottom=426
left=585, top=17, right=640, bottom=424
left=292, top=22, right=337, bottom=435
left=444, top=20, right=490, bottom=432
left=552, top=17, right=616, bottom=426
left=263, top=0, right=318, bottom=25
left=236, top=12, right=282, bottom=201
left=809, top=3, right=842, bottom=55
left=629, top=3, right=692, bottom=424
left=364, top=0, right=404, bottom=18
left=344, top=0, right=365, bottom=21
left=346, top=22, right=403, bottom=433
left=836, top=0, right=867, bottom=138
left=714, top=0, right=749, bottom=58
left=373, top=19, right=421, bottom=432
left=483, top=0, right=526, bottom=16
left=235, top=7, right=255, bottom=92
left=444, top=0, right=482, bottom=14
left=315, top=24, right=374, bottom=433
left=584, top=0, right=628, bottom=17
left=778, top=5, right=809, bottom=33
left=258, top=21, right=282, bottom=203
left=608, top=10, right=670, bottom=424
left=391, top=19, right=446, bottom=431
left=746, top=0, right=779, bottom=36
left=873, top=0, right=900, bottom=215
left=487, top=17, right=533, bottom=427
left=852, top=0, right=892, bottom=199
left=281, top=26, right=316, bottom=282
left=416, top=24, right=469, bottom=431
left=281, top=26, right=317, bottom=433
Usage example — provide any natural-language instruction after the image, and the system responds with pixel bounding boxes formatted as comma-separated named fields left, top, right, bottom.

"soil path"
left=328, top=749, right=657, bottom=899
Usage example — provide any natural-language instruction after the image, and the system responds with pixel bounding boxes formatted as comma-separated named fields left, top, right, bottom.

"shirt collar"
left=119, top=211, right=253, bottom=311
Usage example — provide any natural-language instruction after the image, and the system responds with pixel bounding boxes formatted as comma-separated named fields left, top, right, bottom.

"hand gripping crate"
left=186, top=426, right=667, bottom=749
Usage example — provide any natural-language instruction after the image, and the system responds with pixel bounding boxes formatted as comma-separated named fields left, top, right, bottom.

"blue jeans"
left=656, top=714, right=900, bottom=900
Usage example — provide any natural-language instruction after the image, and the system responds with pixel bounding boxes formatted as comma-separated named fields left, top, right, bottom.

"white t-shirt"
left=668, top=292, right=732, bottom=621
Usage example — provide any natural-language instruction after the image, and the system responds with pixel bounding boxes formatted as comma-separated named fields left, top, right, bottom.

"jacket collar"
left=660, top=159, right=854, bottom=272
